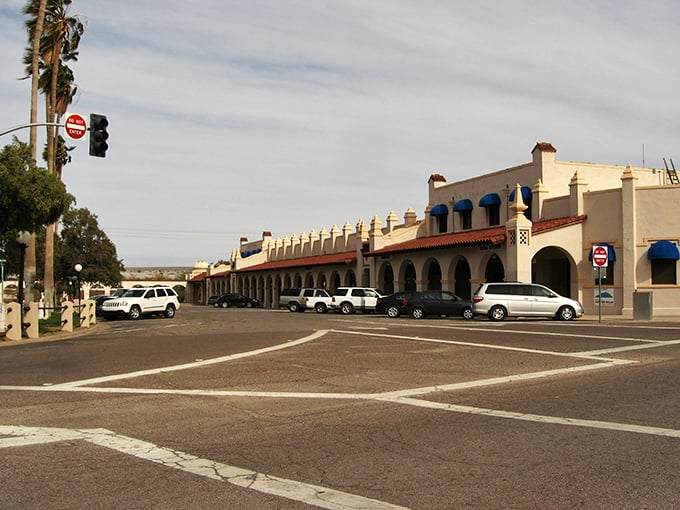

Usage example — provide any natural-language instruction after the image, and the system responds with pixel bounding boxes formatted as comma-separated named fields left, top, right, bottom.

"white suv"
left=101, top=286, right=180, bottom=320
left=331, top=287, right=382, bottom=314
left=472, top=282, right=583, bottom=321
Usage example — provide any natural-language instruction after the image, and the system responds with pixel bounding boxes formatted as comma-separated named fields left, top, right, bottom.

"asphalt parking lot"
left=1, top=306, right=680, bottom=509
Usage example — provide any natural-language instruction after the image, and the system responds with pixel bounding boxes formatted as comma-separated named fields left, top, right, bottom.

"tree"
left=56, top=207, right=124, bottom=290
left=0, top=138, right=73, bottom=233
left=23, top=0, right=85, bottom=306
left=21, top=0, right=47, bottom=310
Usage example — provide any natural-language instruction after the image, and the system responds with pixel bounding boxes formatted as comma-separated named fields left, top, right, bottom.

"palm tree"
left=21, top=0, right=47, bottom=305
left=23, top=0, right=84, bottom=306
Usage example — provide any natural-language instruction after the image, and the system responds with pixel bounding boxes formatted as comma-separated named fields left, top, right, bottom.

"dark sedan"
left=214, top=293, right=260, bottom=308
left=400, top=290, right=473, bottom=319
left=375, top=291, right=416, bottom=318
left=91, top=295, right=114, bottom=317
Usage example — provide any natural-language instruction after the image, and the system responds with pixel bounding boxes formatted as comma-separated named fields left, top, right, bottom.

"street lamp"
left=74, top=263, right=83, bottom=311
left=16, top=231, right=31, bottom=338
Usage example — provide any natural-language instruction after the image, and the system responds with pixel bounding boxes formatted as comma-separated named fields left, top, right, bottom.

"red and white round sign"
left=592, top=245, right=609, bottom=267
left=64, top=113, right=87, bottom=140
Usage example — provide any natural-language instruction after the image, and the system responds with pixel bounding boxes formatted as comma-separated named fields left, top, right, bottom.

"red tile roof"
left=367, top=215, right=586, bottom=256
left=234, top=251, right=357, bottom=273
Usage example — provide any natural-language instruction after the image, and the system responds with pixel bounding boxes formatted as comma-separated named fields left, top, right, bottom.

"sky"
left=1, top=1, right=679, bottom=267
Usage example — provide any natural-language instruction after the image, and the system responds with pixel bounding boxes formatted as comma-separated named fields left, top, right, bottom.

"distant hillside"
left=122, top=267, right=191, bottom=281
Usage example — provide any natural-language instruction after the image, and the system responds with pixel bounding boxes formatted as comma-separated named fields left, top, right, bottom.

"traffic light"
left=89, top=113, right=109, bottom=157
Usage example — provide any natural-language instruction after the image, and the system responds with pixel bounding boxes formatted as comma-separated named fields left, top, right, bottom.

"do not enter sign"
left=592, top=245, right=609, bottom=267
left=64, top=112, right=87, bottom=140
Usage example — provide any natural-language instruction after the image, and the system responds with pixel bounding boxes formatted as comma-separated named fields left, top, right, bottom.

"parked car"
left=400, top=291, right=473, bottom=319
left=207, top=295, right=220, bottom=306
left=331, top=287, right=382, bottom=314
left=100, top=286, right=180, bottom=320
left=375, top=291, right=415, bottom=318
left=300, top=289, right=333, bottom=313
left=91, top=295, right=114, bottom=317
left=214, top=293, right=260, bottom=308
left=472, top=282, right=584, bottom=321
left=278, top=288, right=332, bottom=313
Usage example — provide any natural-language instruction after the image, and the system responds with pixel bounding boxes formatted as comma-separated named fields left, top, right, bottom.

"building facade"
left=187, top=143, right=680, bottom=317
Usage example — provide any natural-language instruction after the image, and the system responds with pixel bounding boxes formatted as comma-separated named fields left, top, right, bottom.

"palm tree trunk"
left=25, top=0, right=48, bottom=305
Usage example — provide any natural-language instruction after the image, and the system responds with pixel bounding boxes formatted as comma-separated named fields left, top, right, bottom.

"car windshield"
left=122, top=289, right=145, bottom=298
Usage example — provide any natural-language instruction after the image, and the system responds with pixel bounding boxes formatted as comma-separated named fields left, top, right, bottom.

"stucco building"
left=187, top=142, right=680, bottom=317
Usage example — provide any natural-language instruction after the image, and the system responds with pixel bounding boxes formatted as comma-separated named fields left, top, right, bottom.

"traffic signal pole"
left=0, top=122, right=62, bottom=137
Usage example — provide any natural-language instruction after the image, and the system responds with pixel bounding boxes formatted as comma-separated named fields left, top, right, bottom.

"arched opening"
left=532, top=246, right=572, bottom=298
left=485, top=254, right=505, bottom=282
left=381, top=263, right=394, bottom=295
left=317, top=272, right=327, bottom=290
left=454, top=257, right=472, bottom=299
left=332, top=273, right=341, bottom=291
left=403, top=261, right=416, bottom=291
left=426, top=259, right=442, bottom=290
left=305, top=273, right=314, bottom=287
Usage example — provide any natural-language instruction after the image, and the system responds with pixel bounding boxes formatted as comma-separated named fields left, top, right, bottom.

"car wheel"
left=220, top=301, right=229, bottom=308
left=340, top=302, right=353, bottom=314
left=386, top=305, right=400, bottom=318
left=213, top=302, right=219, bottom=308
left=315, top=303, right=327, bottom=313
left=246, top=302, right=253, bottom=308
left=128, top=305, right=142, bottom=320
left=411, top=307, right=426, bottom=319
left=557, top=305, right=575, bottom=321
left=288, top=302, right=300, bottom=313
left=488, top=305, right=507, bottom=321
left=164, top=304, right=176, bottom=318
left=462, top=307, right=474, bottom=320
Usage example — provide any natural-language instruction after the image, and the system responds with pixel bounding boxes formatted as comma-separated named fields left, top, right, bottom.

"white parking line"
left=0, top=425, right=408, bottom=510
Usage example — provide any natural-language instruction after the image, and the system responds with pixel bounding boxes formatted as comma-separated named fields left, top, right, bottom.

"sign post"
left=592, top=245, right=609, bottom=323
left=64, top=112, right=87, bottom=141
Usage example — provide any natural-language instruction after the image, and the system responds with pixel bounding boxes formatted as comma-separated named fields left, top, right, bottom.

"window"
left=156, top=288, right=167, bottom=296
left=487, top=205, right=500, bottom=226
left=652, top=260, right=677, bottom=284
left=437, top=214, right=447, bottom=233
left=460, top=210, right=472, bottom=230
left=593, top=262, right=614, bottom=285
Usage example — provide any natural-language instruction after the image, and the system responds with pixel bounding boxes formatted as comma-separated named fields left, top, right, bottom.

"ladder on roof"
left=663, top=158, right=680, bottom=185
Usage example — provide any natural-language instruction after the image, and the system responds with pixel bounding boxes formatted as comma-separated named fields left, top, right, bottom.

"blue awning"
left=429, top=203, right=449, bottom=216
left=647, top=240, right=680, bottom=260
left=452, top=199, right=473, bottom=212
left=478, top=193, right=501, bottom=207
left=508, top=186, right=532, bottom=201
left=588, top=243, right=617, bottom=262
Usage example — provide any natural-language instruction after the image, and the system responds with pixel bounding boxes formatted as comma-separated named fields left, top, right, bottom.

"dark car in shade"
left=91, top=295, right=114, bottom=316
left=400, top=290, right=473, bottom=319
left=214, top=293, right=260, bottom=308
left=375, top=291, right=416, bottom=318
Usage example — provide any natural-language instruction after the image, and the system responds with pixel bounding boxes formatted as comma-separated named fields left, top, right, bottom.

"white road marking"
left=378, top=398, right=680, bottom=439
left=48, top=329, right=329, bottom=388
left=4, top=324, right=680, bottom=508
left=0, top=425, right=408, bottom=510
left=331, top=329, right=636, bottom=362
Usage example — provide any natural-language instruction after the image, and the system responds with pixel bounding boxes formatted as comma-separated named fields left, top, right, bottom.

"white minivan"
left=472, top=282, right=584, bottom=321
